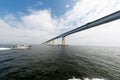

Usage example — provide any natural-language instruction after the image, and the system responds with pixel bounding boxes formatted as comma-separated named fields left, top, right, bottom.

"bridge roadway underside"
left=43, top=10, right=120, bottom=45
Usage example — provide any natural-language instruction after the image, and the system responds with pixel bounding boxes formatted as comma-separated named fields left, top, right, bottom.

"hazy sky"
left=0, top=0, right=120, bottom=46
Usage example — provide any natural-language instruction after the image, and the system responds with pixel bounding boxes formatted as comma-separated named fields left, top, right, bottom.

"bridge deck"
left=43, top=10, right=120, bottom=44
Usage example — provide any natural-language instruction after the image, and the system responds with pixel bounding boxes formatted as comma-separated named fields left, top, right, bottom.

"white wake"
left=69, top=77, right=105, bottom=80
left=0, top=48, right=11, bottom=50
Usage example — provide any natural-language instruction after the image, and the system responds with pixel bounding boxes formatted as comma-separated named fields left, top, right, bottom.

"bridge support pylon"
left=62, top=37, right=66, bottom=45
left=51, top=40, right=54, bottom=45
left=48, top=40, right=54, bottom=45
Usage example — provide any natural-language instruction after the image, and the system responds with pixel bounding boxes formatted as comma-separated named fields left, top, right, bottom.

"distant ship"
left=12, top=45, right=31, bottom=49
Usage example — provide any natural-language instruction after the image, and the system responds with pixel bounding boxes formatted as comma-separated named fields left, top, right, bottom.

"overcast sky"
left=0, top=0, right=120, bottom=46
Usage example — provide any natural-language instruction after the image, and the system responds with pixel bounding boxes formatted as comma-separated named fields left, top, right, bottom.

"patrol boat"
left=12, top=45, right=31, bottom=49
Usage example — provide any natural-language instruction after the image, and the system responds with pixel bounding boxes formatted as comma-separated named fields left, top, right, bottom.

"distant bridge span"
left=43, top=10, right=120, bottom=45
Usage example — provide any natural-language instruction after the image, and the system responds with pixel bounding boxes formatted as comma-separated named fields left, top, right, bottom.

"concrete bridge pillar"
left=48, top=40, right=54, bottom=45
left=51, top=40, right=54, bottom=45
left=62, top=37, right=66, bottom=45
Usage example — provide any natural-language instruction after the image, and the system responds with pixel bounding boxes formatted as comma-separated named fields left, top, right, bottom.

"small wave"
left=0, top=48, right=11, bottom=50
left=0, top=58, right=13, bottom=64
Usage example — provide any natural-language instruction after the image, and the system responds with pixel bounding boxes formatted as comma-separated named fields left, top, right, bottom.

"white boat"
left=12, top=45, right=31, bottom=49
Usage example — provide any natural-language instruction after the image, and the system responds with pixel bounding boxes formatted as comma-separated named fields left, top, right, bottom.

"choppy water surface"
left=0, top=45, right=120, bottom=80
